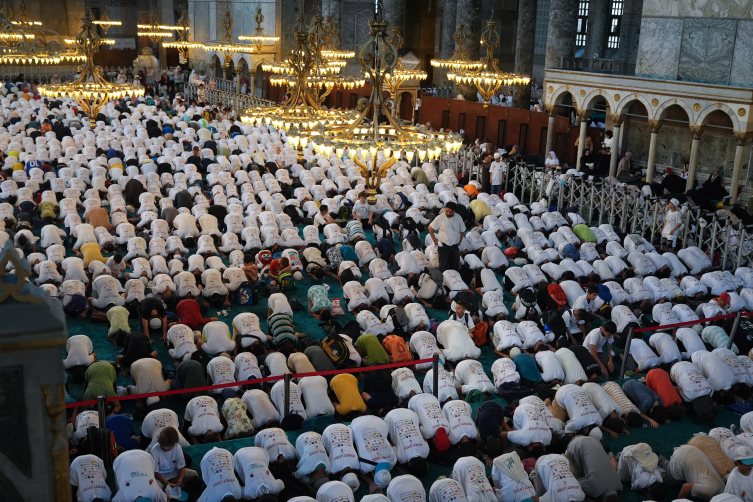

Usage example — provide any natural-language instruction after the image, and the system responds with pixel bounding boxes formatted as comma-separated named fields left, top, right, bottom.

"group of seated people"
left=2, top=77, right=753, bottom=502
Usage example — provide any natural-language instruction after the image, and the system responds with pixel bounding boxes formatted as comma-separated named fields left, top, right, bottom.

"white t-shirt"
left=670, top=361, right=713, bottom=401
left=253, top=427, right=297, bottom=461
left=391, top=367, right=423, bottom=399
left=322, top=424, right=360, bottom=474
left=506, top=403, right=552, bottom=447
left=535, top=454, right=586, bottom=502
left=692, top=350, right=736, bottom=392
left=675, top=328, right=706, bottom=359
left=442, top=400, right=478, bottom=444
left=111, top=450, right=166, bottom=502
left=184, top=395, right=224, bottom=436
left=492, top=321, right=522, bottom=351
left=491, top=358, right=520, bottom=387
left=385, top=408, right=430, bottom=463
left=437, top=320, right=481, bottom=362
left=207, top=356, right=238, bottom=393
left=65, top=335, right=95, bottom=368
left=555, top=384, right=602, bottom=431
left=451, top=457, right=496, bottom=502
left=453, top=359, right=495, bottom=394
left=535, top=351, right=565, bottom=382
left=198, top=448, right=242, bottom=502
left=387, top=475, right=428, bottom=502
left=350, top=415, right=397, bottom=471
left=295, top=431, right=330, bottom=476
left=70, top=454, right=112, bottom=502
left=725, top=466, right=753, bottom=501
left=628, top=339, right=661, bottom=372
left=423, top=366, right=460, bottom=403
left=582, top=382, right=620, bottom=420
left=408, top=393, right=451, bottom=439
left=649, top=332, right=682, bottom=364
left=232, top=447, right=285, bottom=499
left=555, top=348, right=588, bottom=385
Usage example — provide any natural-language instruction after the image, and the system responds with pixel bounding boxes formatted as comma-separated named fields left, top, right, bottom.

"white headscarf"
left=545, top=151, right=559, bottom=167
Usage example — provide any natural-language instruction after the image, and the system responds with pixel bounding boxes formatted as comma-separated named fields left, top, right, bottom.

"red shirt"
left=645, top=368, right=682, bottom=407
left=176, top=299, right=212, bottom=328
left=268, top=258, right=283, bottom=277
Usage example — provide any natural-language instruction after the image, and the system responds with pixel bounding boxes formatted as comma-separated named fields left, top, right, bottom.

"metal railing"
left=0, top=65, right=80, bottom=84
left=560, top=57, right=636, bottom=76
left=184, top=83, right=276, bottom=109
left=505, top=163, right=753, bottom=269
left=420, top=86, right=454, bottom=98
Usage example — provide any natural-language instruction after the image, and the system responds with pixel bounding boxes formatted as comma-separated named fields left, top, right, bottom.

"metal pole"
left=728, top=311, right=743, bottom=350
left=97, top=396, right=107, bottom=428
left=284, top=372, right=291, bottom=418
left=619, top=327, right=634, bottom=379
left=432, top=354, right=439, bottom=400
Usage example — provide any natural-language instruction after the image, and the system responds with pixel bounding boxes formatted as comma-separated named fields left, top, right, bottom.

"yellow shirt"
left=330, top=373, right=367, bottom=415
left=470, top=199, right=492, bottom=221
left=81, top=242, right=107, bottom=268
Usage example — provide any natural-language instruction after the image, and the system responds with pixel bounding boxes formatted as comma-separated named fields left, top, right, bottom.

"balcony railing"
left=561, top=57, right=636, bottom=76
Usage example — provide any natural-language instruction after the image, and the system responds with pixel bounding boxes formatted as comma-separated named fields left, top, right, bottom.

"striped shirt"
left=602, top=381, right=639, bottom=416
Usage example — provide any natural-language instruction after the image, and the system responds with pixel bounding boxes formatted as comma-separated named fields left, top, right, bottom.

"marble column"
left=731, top=132, right=750, bottom=203
left=608, top=114, right=623, bottom=176
left=588, top=0, right=609, bottom=59
left=687, top=125, right=703, bottom=191
left=323, top=0, right=342, bottom=49
left=277, top=0, right=300, bottom=57
left=645, top=119, right=662, bottom=183
left=575, top=108, right=589, bottom=171
left=514, top=0, right=536, bottom=109
left=385, top=0, right=406, bottom=36
left=157, top=0, right=174, bottom=67
left=618, top=0, right=643, bottom=69
left=545, top=105, right=557, bottom=154
left=437, top=0, right=457, bottom=87
left=455, top=0, right=481, bottom=100
left=545, top=0, right=578, bottom=70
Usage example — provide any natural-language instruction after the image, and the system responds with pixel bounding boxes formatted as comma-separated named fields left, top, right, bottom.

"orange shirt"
left=645, top=368, right=682, bottom=407
left=382, top=335, right=411, bottom=363
left=464, top=184, right=479, bottom=197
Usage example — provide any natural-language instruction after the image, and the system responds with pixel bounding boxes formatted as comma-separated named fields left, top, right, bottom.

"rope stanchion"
left=619, top=326, right=634, bottom=380
left=728, top=311, right=743, bottom=350
left=632, top=312, right=740, bottom=333
left=432, top=354, right=439, bottom=400
left=65, top=357, right=437, bottom=409
left=284, top=372, right=291, bottom=419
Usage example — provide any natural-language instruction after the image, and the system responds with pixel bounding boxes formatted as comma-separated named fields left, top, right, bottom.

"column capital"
left=689, top=124, right=704, bottom=139
left=608, top=113, right=623, bottom=126
left=545, top=104, right=558, bottom=116
left=734, top=131, right=752, bottom=145
left=648, top=119, right=662, bottom=132
left=575, top=108, right=590, bottom=120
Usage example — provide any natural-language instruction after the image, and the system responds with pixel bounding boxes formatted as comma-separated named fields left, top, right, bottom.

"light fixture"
left=137, top=5, right=187, bottom=44
left=430, top=24, right=484, bottom=71
left=202, top=3, right=256, bottom=78
left=92, top=2, right=121, bottom=34
left=240, top=0, right=362, bottom=162
left=163, top=9, right=204, bottom=62
left=237, top=8, right=279, bottom=51
left=446, top=17, right=530, bottom=106
left=313, top=0, right=462, bottom=205
left=39, top=7, right=143, bottom=125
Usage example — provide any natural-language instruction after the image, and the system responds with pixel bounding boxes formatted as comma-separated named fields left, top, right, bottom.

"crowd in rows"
left=2, top=77, right=753, bottom=502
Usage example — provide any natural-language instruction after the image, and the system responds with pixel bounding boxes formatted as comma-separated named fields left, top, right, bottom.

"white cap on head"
left=670, top=198, right=680, bottom=207
left=494, top=153, right=500, bottom=158
left=509, top=347, right=521, bottom=358
left=734, top=445, right=753, bottom=464
left=342, top=472, right=360, bottom=491
left=589, top=427, right=603, bottom=440
left=374, top=463, right=392, bottom=488
left=146, top=396, right=160, bottom=406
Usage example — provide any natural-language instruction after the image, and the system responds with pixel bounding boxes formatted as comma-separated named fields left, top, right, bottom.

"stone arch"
left=698, top=103, right=742, bottom=132
left=582, top=90, right=615, bottom=115
left=548, top=87, right=580, bottom=109
left=614, top=94, right=653, bottom=119
left=655, top=99, right=693, bottom=122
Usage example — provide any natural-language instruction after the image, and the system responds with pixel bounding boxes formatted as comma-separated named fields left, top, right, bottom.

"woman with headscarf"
left=616, top=152, right=642, bottom=184
left=545, top=151, right=559, bottom=169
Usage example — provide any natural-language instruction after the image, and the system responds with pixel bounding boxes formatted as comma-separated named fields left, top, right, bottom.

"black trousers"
left=438, top=244, right=460, bottom=271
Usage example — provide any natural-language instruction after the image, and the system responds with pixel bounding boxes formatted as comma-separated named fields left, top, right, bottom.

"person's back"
left=355, top=334, right=390, bottom=366
left=669, top=444, right=725, bottom=500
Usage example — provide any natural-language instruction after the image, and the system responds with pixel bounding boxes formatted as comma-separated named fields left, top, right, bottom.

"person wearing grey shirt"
left=565, top=436, right=623, bottom=501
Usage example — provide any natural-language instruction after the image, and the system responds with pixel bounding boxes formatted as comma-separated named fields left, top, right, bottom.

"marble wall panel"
left=635, top=18, right=683, bottom=79
left=678, top=18, right=737, bottom=84
left=642, top=0, right=753, bottom=18
left=731, top=20, right=753, bottom=87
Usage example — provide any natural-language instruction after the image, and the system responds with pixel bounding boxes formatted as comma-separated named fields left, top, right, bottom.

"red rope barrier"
left=65, top=357, right=436, bottom=409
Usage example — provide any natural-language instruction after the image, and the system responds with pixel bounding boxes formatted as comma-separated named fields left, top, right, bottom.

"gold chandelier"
left=447, top=18, right=530, bottom=106
left=0, top=9, right=84, bottom=63
left=0, top=0, right=41, bottom=27
left=382, top=27, right=427, bottom=98
left=92, top=2, right=121, bottom=34
left=39, top=8, right=144, bottom=125
left=203, top=5, right=256, bottom=77
left=137, top=5, right=187, bottom=44
left=163, top=9, right=204, bottom=62
left=241, top=2, right=360, bottom=151
left=237, top=8, right=279, bottom=51
left=430, top=24, right=483, bottom=72
left=289, top=2, right=462, bottom=204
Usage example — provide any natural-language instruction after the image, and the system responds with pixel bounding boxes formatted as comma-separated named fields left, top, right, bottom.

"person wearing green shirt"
left=355, top=334, right=391, bottom=366
left=83, top=361, right=119, bottom=411
left=573, top=224, right=597, bottom=243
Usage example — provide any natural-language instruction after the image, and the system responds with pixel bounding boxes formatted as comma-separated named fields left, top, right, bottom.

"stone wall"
left=636, top=2, right=753, bottom=87
left=624, top=118, right=752, bottom=181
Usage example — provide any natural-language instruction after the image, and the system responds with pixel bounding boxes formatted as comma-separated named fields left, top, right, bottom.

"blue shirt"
left=105, top=414, right=138, bottom=450
left=622, top=379, right=662, bottom=414
left=513, top=354, right=543, bottom=383
left=339, top=245, right=358, bottom=263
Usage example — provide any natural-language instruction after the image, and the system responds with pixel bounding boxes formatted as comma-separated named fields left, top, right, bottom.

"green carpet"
left=51, top=221, right=744, bottom=502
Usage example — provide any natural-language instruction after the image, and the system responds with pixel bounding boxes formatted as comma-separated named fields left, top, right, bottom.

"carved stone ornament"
left=648, top=119, right=663, bottom=131
left=613, top=94, right=620, bottom=101
left=0, top=240, right=45, bottom=304
left=689, top=125, right=704, bottom=139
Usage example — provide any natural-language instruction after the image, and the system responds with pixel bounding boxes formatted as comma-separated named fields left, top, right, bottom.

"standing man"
left=429, top=202, right=465, bottom=271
